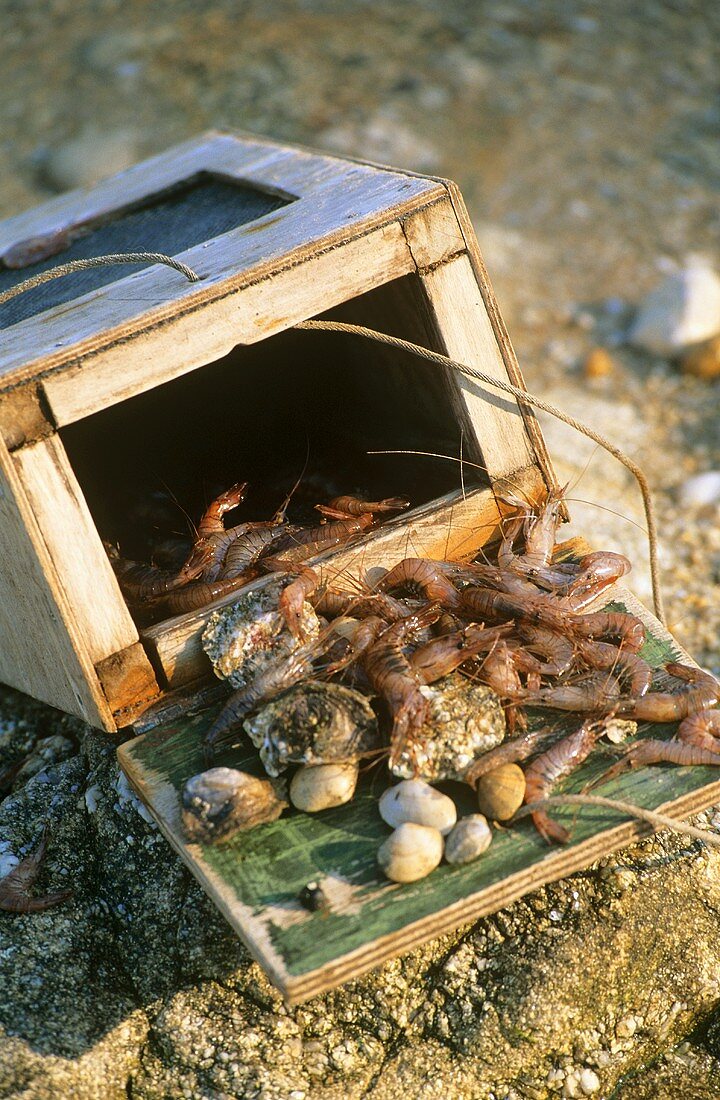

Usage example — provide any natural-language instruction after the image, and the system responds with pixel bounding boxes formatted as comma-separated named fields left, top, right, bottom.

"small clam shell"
left=379, top=779, right=457, bottom=836
left=182, top=766, right=287, bottom=843
left=289, top=762, right=359, bottom=812
left=444, top=815, right=493, bottom=865
left=475, top=763, right=526, bottom=822
left=377, top=823, right=444, bottom=883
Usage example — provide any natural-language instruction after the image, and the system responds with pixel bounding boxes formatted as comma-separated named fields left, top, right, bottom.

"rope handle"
left=0, top=252, right=200, bottom=307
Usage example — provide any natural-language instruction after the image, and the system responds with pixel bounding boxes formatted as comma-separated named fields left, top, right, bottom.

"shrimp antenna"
left=155, top=477, right=198, bottom=540
left=273, top=436, right=311, bottom=523
left=302, top=320, right=665, bottom=623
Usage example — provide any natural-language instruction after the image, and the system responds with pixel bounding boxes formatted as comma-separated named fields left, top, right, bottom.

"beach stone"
left=289, top=761, right=359, bottom=812
left=43, top=129, right=138, bottom=191
left=377, top=823, right=444, bottom=883
left=678, top=471, right=720, bottom=509
left=682, top=335, right=720, bottom=380
left=444, top=815, right=493, bottom=865
left=629, top=258, right=720, bottom=356
left=379, top=779, right=457, bottom=835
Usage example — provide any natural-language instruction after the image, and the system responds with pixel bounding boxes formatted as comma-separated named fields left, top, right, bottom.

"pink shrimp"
left=464, top=726, right=559, bottom=787
left=266, top=514, right=374, bottom=565
left=516, top=624, right=575, bottom=676
left=460, top=586, right=569, bottom=631
left=362, top=603, right=442, bottom=769
left=377, top=557, right=462, bottom=610
left=524, top=672, right=621, bottom=713
left=409, top=624, right=511, bottom=683
left=617, top=663, right=720, bottom=722
left=0, top=827, right=72, bottom=913
left=566, top=610, right=646, bottom=653
left=574, top=639, right=652, bottom=697
left=315, top=495, right=410, bottom=518
left=312, top=587, right=411, bottom=623
left=599, top=737, right=720, bottom=785
left=678, top=709, right=720, bottom=750
left=278, top=567, right=320, bottom=640
left=160, top=571, right=252, bottom=615
left=196, top=481, right=248, bottom=539
left=110, top=542, right=212, bottom=603
left=524, top=718, right=606, bottom=843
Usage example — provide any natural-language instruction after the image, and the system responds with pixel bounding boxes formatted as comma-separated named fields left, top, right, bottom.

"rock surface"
left=629, top=259, right=720, bottom=356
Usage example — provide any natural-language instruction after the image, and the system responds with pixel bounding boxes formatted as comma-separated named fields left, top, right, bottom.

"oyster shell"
left=390, top=674, right=506, bottom=782
left=243, top=680, right=380, bottom=777
left=202, top=585, right=320, bottom=689
left=181, top=766, right=288, bottom=843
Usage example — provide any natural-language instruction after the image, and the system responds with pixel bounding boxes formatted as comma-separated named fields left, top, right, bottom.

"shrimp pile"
left=107, top=482, right=410, bottom=618
left=202, top=483, right=720, bottom=846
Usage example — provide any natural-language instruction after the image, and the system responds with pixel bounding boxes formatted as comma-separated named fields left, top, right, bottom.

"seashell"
left=289, top=762, right=359, bottom=812
left=379, top=779, right=457, bottom=836
left=202, top=586, right=320, bottom=689
left=377, top=823, right=444, bottom=883
left=244, top=680, right=380, bottom=777
left=602, top=718, right=638, bottom=745
left=475, top=763, right=526, bottom=822
left=390, top=675, right=505, bottom=782
left=181, top=766, right=287, bottom=843
left=444, top=815, right=493, bottom=865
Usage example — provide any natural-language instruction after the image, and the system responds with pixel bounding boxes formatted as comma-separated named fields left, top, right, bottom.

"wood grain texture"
left=13, top=435, right=139, bottom=664
left=0, top=384, right=54, bottom=450
left=0, top=132, right=444, bottom=400
left=43, top=221, right=414, bottom=424
left=0, top=435, right=114, bottom=728
left=419, top=254, right=538, bottom=481
left=142, top=467, right=543, bottom=690
left=119, top=586, right=719, bottom=1004
left=95, top=643, right=161, bottom=727
left=402, top=197, right=466, bottom=270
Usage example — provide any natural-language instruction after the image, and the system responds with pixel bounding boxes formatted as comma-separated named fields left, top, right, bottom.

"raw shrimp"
left=312, top=587, right=412, bottom=623
left=599, top=737, right=720, bottom=785
left=110, top=542, right=212, bottom=603
left=567, top=610, right=646, bottom=653
left=376, top=557, right=462, bottom=610
left=464, top=726, right=559, bottom=787
left=574, top=639, right=653, bottom=697
left=160, top=571, right=252, bottom=615
left=316, top=495, right=410, bottom=518
left=196, top=481, right=248, bottom=539
left=678, top=709, right=720, bottom=750
left=267, top=514, right=374, bottom=565
left=362, top=603, right=442, bottom=768
left=524, top=672, right=621, bottom=713
left=559, top=552, right=632, bottom=609
left=617, top=663, right=720, bottom=722
left=516, top=624, right=575, bottom=676
left=0, top=827, right=72, bottom=913
left=278, top=567, right=320, bottom=640
left=524, top=717, right=607, bottom=843
left=409, top=624, right=511, bottom=683
left=460, top=586, right=569, bottom=631
left=222, top=525, right=291, bottom=579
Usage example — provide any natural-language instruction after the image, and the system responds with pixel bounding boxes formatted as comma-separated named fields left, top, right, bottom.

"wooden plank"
left=441, top=179, right=558, bottom=497
left=142, top=467, right=544, bottom=690
left=118, top=587, right=719, bottom=1004
left=419, top=254, right=538, bottom=482
left=43, top=221, right=415, bottom=425
left=13, top=435, right=139, bottom=664
left=0, top=384, right=54, bottom=450
left=401, top=197, right=466, bottom=270
left=0, top=435, right=114, bottom=728
left=0, top=133, right=443, bottom=397
left=95, top=643, right=161, bottom=728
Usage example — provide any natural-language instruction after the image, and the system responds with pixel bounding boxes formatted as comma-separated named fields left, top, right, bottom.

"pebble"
left=629, top=258, right=720, bottom=356
left=682, top=334, right=720, bottom=380
left=583, top=347, right=614, bottom=379
left=578, top=1068, right=600, bottom=1094
left=444, top=815, right=493, bottom=865
left=475, top=764, right=526, bottom=822
left=377, top=823, right=444, bottom=883
left=379, top=779, right=457, bottom=835
left=43, top=129, right=138, bottom=192
left=678, top=471, right=720, bottom=509
left=289, top=763, right=359, bottom=813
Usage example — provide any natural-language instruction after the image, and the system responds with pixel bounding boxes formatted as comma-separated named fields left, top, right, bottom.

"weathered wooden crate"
left=0, top=130, right=552, bottom=732
left=3, top=132, right=716, bottom=1005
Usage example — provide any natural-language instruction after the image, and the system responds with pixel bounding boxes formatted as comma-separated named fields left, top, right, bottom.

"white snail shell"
left=289, top=762, right=359, bottom=812
left=377, top=823, right=444, bottom=883
left=379, top=779, right=457, bottom=836
left=444, top=815, right=493, bottom=865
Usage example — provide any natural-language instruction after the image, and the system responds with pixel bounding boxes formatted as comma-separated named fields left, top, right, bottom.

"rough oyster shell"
left=243, top=680, right=380, bottom=777
left=181, top=766, right=288, bottom=843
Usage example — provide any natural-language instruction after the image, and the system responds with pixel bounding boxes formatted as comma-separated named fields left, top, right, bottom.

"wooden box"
left=0, top=130, right=553, bottom=732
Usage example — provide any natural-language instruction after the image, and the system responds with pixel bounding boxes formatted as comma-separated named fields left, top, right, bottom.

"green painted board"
left=118, top=591, right=720, bottom=1003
